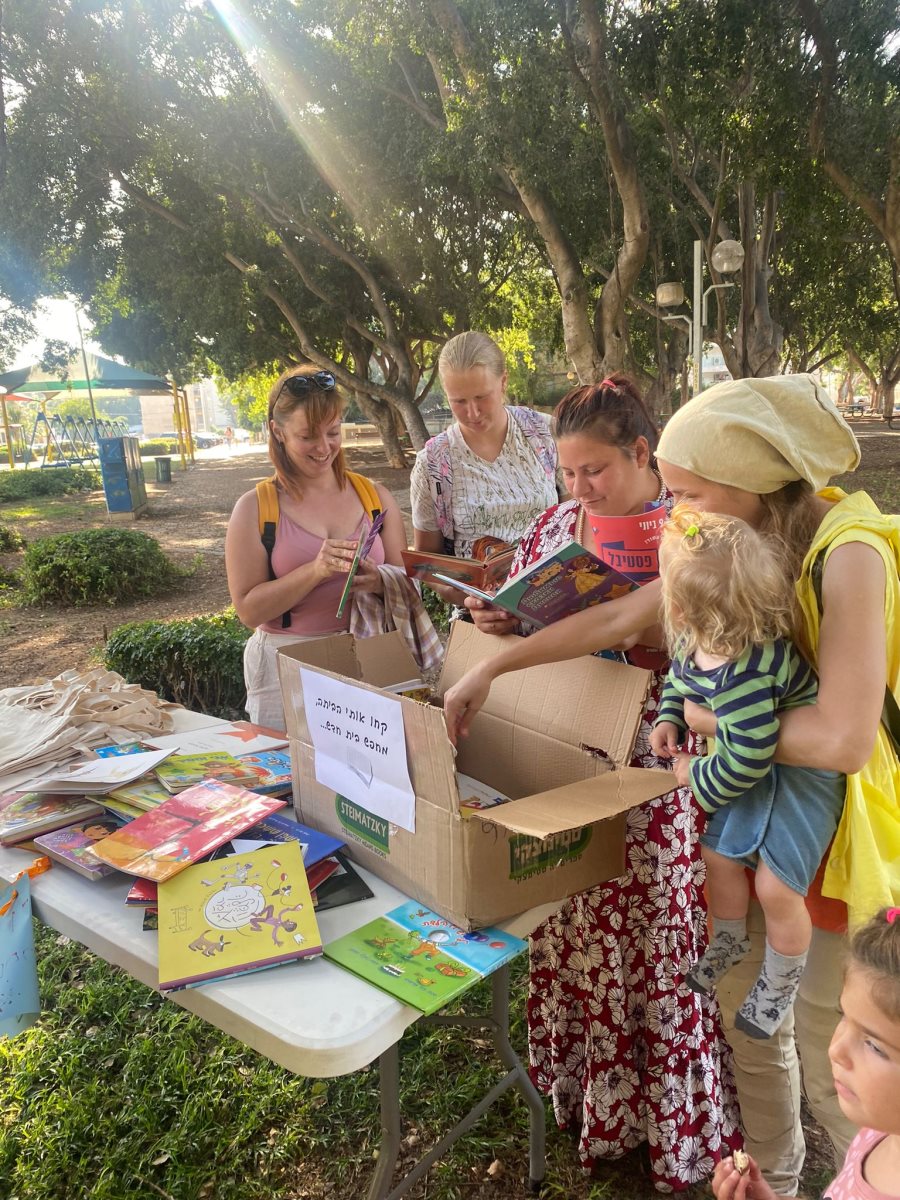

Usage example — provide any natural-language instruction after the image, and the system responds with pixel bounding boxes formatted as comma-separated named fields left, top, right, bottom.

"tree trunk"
left=733, top=184, right=783, bottom=378
left=391, top=392, right=429, bottom=449
left=353, top=391, right=408, bottom=468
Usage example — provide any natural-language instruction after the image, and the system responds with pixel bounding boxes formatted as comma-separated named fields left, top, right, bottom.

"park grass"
left=1, top=932, right=678, bottom=1200
left=0, top=499, right=107, bottom=524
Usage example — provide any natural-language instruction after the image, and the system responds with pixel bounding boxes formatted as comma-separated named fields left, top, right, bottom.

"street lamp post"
left=690, top=240, right=745, bottom=395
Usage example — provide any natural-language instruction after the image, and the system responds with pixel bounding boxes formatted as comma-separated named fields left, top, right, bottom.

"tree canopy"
left=1, top=0, right=898, bottom=443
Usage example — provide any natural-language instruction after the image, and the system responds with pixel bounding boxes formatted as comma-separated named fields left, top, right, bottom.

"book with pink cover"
left=89, top=780, right=286, bottom=882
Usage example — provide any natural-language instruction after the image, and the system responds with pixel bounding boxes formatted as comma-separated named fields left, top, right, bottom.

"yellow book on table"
left=156, top=840, right=322, bottom=990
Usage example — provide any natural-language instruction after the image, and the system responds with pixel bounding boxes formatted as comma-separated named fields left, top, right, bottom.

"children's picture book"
left=97, top=795, right=144, bottom=821
left=154, top=751, right=264, bottom=794
left=126, top=878, right=158, bottom=906
left=312, top=852, right=374, bottom=913
left=456, top=773, right=511, bottom=819
left=228, top=810, right=345, bottom=868
left=233, top=749, right=293, bottom=796
left=145, top=722, right=289, bottom=756
left=324, top=901, right=526, bottom=1015
left=433, top=538, right=639, bottom=629
left=89, top=780, right=287, bottom=882
left=0, top=791, right=106, bottom=846
left=401, top=542, right=515, bottom=591
left=93, top=741, right=146, bottom=758
left=156, top=840, right=322, bottom=991
left=586, top=502, right=667, bottom=585
left=336, top=511, right=386, bottom=619
left=25, top=749, right=174, bottom=794
left=105, top=778, right=171, bottom=811
left=34, top=814, right=130, bottom=881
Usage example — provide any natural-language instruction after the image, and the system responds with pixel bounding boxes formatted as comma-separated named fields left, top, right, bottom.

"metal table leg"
left=366, top=963, right=547, bottom=1199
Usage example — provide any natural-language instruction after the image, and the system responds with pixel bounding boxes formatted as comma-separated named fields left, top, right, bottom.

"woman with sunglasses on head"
left=226, top=365, right=407, bottom=730
left=410, top=331, right=559, bottom=606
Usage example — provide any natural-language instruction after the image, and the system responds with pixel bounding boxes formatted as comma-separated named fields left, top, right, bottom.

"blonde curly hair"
left=660, top=505, right=796, bottom=661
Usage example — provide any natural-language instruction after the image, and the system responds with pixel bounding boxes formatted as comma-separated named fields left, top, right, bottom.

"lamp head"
left=655, top=282, right=686, bottom=308
left=710, top=240, right=745, bottom=274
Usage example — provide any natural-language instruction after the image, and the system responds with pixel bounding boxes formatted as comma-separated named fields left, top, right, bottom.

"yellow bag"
left=797, top=489, right=900, bottom=925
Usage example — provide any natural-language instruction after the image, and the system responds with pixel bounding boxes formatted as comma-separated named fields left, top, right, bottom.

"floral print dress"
left=515, top=499, right=742, bottom=1192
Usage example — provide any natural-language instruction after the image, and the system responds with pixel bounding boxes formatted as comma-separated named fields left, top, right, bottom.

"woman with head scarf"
left=445, top=373, right=900, bottom=1196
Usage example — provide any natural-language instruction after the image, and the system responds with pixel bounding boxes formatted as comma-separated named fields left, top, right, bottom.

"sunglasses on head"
left=279, top=371, right=336, bottom=399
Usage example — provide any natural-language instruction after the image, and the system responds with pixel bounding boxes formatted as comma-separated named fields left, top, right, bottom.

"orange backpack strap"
left=255, top=476, right=291, bottom=628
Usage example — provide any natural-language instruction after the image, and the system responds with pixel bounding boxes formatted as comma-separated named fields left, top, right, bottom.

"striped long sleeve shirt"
left=656, top=640, right=818, bottom=814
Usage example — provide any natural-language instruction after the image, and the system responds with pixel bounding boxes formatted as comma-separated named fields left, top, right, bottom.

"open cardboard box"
left=278, top=623, right=674, bottom=929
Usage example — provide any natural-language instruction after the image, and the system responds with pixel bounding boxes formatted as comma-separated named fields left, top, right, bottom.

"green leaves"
left=20, top=528, right=183, bottom=607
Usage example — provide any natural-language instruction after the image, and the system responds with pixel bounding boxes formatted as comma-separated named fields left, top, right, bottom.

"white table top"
left=1, top=709, right=555, bottom=1079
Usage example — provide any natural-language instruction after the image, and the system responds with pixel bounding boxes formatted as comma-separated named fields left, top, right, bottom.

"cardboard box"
left=278, top=623, right=674, bottom=929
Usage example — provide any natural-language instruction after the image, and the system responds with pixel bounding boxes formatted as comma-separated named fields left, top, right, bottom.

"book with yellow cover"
left=156, top=841, right=322, bottom=990
left=154, top=751, right=262, bottom=794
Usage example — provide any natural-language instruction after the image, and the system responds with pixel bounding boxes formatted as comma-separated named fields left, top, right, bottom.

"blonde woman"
left=409, top=331, right=558, bottom=603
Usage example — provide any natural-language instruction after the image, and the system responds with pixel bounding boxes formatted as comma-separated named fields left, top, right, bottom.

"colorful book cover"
left=126, top=878, right=158, bottom=906
left=234, top=810, right=345, bottom=868
left=145, top=722, right=288, bottom=756
left=323, top=901, right=526, bottom=1015
left=234, top=749, right=293, bottom=796
left=336, top=511, right=386, bottom=618
left=0, top=792, right=105, bottom=846
left=586, top=502, right=667, bottom=585
left=89, top=780, right=287, bottom=882
left=401, top=544, right=515, bottom=591
left=25, top=749, right=174, bottom=794
left=156, top=841, right=322, bottom=991
left=106, top=778, right=171, bottom=811
left=93, top=741, right=146, bottom=758
left=435, top=538, right=637, bottom=629
left=34, top=815, right=130, bottom=881
left=154, top=751, right=263, bottom=794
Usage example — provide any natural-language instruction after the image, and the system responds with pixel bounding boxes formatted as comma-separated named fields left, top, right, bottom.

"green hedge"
left=138, top=439, right=180, bottom=457
left=103, top=609, right=251, bottom=718
left=21, top=528, right=183, bottom=606
left=0, top=524, right=26, bottom=552
left=0, top=466, right=102, bottom=503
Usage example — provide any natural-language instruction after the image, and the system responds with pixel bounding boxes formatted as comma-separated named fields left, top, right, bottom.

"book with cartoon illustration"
left=156, top=840, right=322, bottom=990
left=34, top=814, right=130, bottom=880
left=0, top=791, right=106, bottom=846
left=89, top=780, right=286, bottom=882
left=401, top=541, right=515, bottom=591
left=323, top=901, right=526, bottom=1015
left=105, top=778, right=171, bottom=812
left=434, top=538, right=639, bottom=629
left=233, top=749, right=293, bottom=796
left=154, top=751, right=264, bottom=794
left=336, top=510, right=386, bottom=619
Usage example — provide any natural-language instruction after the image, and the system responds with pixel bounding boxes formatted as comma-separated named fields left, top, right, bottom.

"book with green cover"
left=323, top=901, right=526, bottom=1015
left=154, top=751, right=262, bottom=794
left=106, top=778, right=171, bottom=811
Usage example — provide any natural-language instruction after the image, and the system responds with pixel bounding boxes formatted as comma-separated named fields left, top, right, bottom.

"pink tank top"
left=259, top=510, right=386, bottom=635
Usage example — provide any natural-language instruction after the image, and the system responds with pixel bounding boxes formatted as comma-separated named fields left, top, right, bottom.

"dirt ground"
left=0, top=442, right=413, bottom=688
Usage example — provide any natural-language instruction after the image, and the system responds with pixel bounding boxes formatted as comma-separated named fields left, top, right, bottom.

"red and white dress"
left=515, top=498, right=742, bottom=1192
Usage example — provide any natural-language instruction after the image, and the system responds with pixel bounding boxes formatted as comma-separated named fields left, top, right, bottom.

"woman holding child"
left=450, top=374, right=743, bottom=1192
left=446, top=373, right=900, bottom=1196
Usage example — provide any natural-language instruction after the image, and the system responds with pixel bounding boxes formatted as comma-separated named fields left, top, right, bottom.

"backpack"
left=255, top=471, right=383, bottom=628
left=424, top=406, right=558, bottom=553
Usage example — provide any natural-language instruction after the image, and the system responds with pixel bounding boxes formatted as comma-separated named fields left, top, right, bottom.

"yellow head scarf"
left=657, top=374, right=860, bottom=494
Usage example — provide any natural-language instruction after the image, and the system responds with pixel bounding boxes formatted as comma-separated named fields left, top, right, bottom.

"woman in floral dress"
left=443, top=378, right=742, bottom=1192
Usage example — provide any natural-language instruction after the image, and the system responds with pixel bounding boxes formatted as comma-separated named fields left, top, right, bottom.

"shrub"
left=103, top=609, right=251, bottom=718
left=0, top=465, right=102, bottom=503
left=421, top=585, right=452, bottom=635
left=20, top=528, right=183, bottom=606
left=138, top=439, right=179, bottom=456
left=0, top=524, right=25, bottom=551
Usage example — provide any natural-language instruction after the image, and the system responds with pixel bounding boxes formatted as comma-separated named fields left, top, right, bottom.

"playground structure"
left=25, top=410, right=131, bottom=468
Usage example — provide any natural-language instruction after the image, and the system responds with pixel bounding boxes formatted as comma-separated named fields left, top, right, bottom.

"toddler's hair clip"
left=887, top=907, right=900, bottom=925
left=684, top=524, right=699, bottom=538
